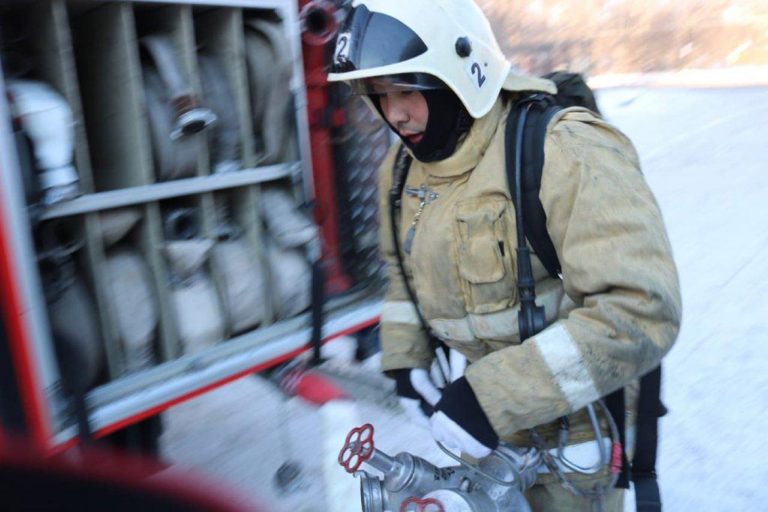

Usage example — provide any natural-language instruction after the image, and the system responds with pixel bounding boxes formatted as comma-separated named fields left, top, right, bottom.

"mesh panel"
left=331, top=87, right=390, bottom=288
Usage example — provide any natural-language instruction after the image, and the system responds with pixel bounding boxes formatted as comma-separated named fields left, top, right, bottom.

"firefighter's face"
left=369, top=80, right=428, bottom=146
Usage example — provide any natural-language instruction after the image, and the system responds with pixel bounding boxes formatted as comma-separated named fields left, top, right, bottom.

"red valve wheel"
left=400, top=497, right=445, bottom=512
left=338, top=423, right=375, bottom=473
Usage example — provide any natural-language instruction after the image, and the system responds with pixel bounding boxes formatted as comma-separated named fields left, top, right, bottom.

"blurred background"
left=160, top=2, right=768, bottom=511
left=1, top=1, right=767, bottom=511
left=478, top=0, right=768, bottom=76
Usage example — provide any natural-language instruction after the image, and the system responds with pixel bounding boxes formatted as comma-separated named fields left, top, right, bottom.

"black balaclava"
left=371, top=87, right=474, bottom=163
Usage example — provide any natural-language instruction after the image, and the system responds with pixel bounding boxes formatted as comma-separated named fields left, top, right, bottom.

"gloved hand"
left=431, top=377, right=499, bottom=458
left=392, top=368, right=442, bottom=427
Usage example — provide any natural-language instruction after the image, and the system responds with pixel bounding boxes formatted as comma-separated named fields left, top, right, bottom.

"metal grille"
left=332, top=88, right=390, bottom=288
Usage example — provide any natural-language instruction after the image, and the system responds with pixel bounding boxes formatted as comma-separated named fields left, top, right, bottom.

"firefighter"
left=328, top=1, right=681, bottom=510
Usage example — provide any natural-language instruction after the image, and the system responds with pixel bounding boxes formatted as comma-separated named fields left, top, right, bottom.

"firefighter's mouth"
left=403, top=133, right=423, bottom=145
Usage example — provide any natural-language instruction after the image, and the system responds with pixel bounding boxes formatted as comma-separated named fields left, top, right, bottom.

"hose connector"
left=300, top=0, right=342, bottom=46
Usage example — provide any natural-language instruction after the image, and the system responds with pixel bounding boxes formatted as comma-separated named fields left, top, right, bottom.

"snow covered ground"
left=598, top=85, right=768, bottom=511
left=161, top=85, right=768, bottom=511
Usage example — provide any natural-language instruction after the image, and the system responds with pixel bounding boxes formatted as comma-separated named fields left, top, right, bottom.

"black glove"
left=431, top=377, right=499, bottom=457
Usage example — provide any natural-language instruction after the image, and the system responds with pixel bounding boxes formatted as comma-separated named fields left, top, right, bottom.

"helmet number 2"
left=467, top=62, right=487, bottom=89
left=334, top=32, right=351, bottom=65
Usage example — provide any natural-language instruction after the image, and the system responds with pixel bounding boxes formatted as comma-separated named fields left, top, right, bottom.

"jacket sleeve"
left=377, top=144, right=433, bottom=372
left=465, top=109, right=682, bottom=438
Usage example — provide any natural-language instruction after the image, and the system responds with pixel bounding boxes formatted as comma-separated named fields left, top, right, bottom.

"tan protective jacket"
left=378, top=91, right=682, bottom=446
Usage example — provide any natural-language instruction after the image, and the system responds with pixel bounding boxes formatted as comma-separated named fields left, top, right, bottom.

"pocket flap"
left=455, top=198, right=507, bottom=284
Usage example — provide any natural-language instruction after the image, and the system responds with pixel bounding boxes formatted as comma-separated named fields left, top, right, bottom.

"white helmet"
left=327, top=0, right=555, bottom=118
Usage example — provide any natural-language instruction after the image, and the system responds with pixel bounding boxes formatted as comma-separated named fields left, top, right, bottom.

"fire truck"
left=0, top=0, right=388, bottom=453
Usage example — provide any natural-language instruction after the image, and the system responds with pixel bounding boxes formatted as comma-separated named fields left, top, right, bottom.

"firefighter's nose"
left=380, top=93, right=408, bottom=126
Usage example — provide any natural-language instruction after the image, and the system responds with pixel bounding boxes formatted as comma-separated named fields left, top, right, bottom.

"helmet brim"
left=347, top=73, right=446, bottom=96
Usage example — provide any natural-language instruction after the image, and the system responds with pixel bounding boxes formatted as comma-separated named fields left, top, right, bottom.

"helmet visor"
left=332, top=4, right=428, bottom=74
left=348, top=73, right=446, bottom=96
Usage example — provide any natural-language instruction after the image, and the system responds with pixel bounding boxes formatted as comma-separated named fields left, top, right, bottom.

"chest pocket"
left=454, top=197, right=517, bottom=314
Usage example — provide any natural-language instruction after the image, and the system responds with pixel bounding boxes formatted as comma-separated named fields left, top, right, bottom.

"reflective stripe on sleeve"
left=381, top=300, right=421, bottom=325
left=533, top=324, right=600, bottom=409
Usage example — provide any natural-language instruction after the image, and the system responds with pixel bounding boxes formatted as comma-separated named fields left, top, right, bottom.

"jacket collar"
left=412, top=96, right=505, bottom=178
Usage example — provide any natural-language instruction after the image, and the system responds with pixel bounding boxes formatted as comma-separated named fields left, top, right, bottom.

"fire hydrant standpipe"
left=338, top=423, right=542, bottom=512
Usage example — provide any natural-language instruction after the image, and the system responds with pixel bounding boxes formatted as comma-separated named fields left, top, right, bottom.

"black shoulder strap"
left=605, top=387, right=631, bottom=488
left=505, top=95, right=664, bottom=510
left=506, top=96, right=562, bottom=279
left=632, top=365, right=665, bottom=512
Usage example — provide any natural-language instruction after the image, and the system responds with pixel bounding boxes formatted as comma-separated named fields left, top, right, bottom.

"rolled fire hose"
left=260, top=184, right=318, bottom=249
left=161, top=207, right=226, bottom=352
left=141, top=34, right=216, bottom=181
left=164, top=239, right=225, bottom=354
left=5, top=79, right=80, bottom=206
left=98, top=208, right=156, bottom=372
left=98, top=207, right=143, bottom=248
left=197, top=53, right=241, bottom=174
left=244, top=19, right=295, bottom=165
left=48, top=275, right=105, bottom=390
left=209, top=236, right=267, bottom=335
left=37, top=220, right=104, bottom=389
left=104, top=248, right=159, bottom=372
left=242, top=22, right=271, bottom=151
left=163, top=236, right=211, bottom=279
left=265, top=237, right=311, bottom=319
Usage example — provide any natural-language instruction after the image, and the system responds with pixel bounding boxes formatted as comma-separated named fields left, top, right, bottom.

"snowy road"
left=161, top=86, right=768, bottom=512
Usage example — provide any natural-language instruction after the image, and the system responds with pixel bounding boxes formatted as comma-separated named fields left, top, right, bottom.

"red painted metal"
left=400, top=497, right=445, bottom=512
left=49, top=315, right=381, bottom=450
left=299, top=0, right=351, bottom=295
left=279, top=367, right=348, bottom=405
left=1, top=436, right=266, bottom=511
